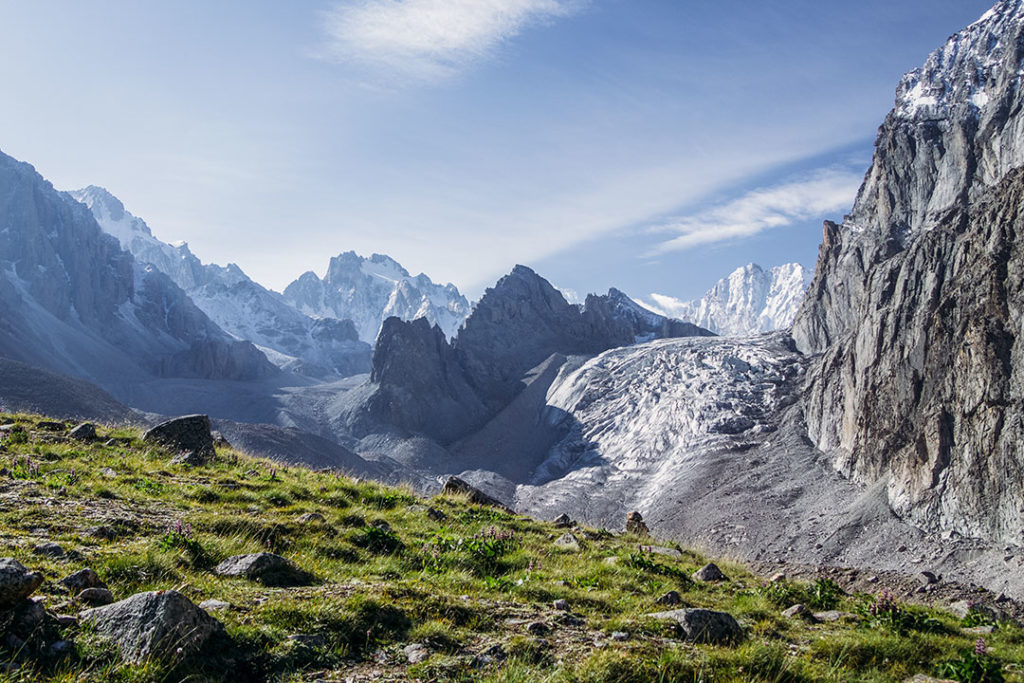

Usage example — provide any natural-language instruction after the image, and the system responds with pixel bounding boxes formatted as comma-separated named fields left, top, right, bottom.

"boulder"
left=143, top=415, right=216, bottom=466
left=67, top=423, right=97, bottom=441
left=441, top=476, right=513, bottom=512
left=646, top=608, right=742, bottom=644
left=296, top=512, right=326, bottom=524
left=0, top=558, right=44, bottom=608
left=554, top=533, right=582, bottom=551
left=60, top=568, right=104, bottom=592
left=404, top=642, right=430, bottom=664
left=77, top=587, right=114, bottom=605
left=642, top=545, right=683, bottom=560
left=782, top=604, right=809, bottom=619
left=79, top=590, right=224, bottom=664
left=552, top=513, right=574, bottom=528
left=214, top=553, right=313, bottom=586
left=625, top=511, right=649, bottom=536
left=552, top=599, right=570, bottom=611
left=692, top=563, right=728, bottom=582
left=33, top=542, right=65, bottom=559
left=656, top=591, right=683, bottom=606
left=198, top=599, right=231, bottom=612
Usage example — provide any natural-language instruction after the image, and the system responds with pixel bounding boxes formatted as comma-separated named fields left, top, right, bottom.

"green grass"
left=0, top=412, right=1021, bottom=682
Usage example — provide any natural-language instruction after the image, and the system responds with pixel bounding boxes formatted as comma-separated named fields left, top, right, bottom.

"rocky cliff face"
left=283, top=252, right=471, bottom=344
left=72, top=187, right=371, bottom=379
left=793, top=0, right=1024, bottom=543
left=0, top=151, right=274, bottom=387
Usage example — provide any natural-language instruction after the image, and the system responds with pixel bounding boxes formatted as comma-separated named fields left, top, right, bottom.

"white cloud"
left=320, top=0, right=582, bottom=83
left=647, top=168, right=862, bottom=255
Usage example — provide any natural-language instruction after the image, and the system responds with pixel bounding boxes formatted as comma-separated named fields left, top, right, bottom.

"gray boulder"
left=60, top=568, right=104, bottom=592
left=80, top=590, right=224, bottom=664
left=67, top=422, right=97, bottom=441
left=214, top=553, right=312, bottom=586
left=554, top=533, right=582, bottom=551
left=143, top=415, right=215, bottom=466
left=647, top=608, right=742, bottom=644
left=0, top=558, right=44, bottom=608
left=692, top=563, right=728, bottom=582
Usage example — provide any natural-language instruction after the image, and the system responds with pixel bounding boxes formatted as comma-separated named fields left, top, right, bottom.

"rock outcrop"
left=143, top=415, right=216, bottom=465
left=792, top=1, right=1024, bottom=543
left=79, top=590, right=224, bottom=663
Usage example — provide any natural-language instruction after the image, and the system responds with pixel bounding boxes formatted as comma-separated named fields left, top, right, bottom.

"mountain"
left=793, top=0, right=1024, bottom=544
left=645, top=263, right=811, bottom=336
left=328, top=265, right=713, bottom=447
left=0, top=151, right=274, bottom=393
left=282, top=251, right=471, bottom=343
left=70, top=186, right=371, bottom=379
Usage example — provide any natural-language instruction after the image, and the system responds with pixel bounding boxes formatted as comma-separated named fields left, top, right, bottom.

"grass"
left=0, top=411, right=1020, bottom=682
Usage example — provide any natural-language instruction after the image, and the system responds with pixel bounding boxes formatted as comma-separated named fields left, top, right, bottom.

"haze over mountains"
left=2, top=0, right=1023, bottom=601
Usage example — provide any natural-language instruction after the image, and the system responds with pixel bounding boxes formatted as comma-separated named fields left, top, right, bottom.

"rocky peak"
left=792, top=1, right=1024, bottom=544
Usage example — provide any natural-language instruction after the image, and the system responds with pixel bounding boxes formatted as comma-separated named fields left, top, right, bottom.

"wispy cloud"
left=646, top=168, right=862, bottom=255
left=319, top=0, right=583, bottom=83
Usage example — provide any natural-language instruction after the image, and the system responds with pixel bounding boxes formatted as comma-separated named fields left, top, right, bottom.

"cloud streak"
left=646, top=168, right=862, bottom=255
left=320, top=0, right=582, bottom=83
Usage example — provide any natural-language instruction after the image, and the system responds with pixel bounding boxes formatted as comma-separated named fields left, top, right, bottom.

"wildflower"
left=974, top=637, right=987, bottom=656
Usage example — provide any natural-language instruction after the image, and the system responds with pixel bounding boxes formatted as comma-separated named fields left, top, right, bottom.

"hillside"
left=0, top=413, right=1021, bottom=682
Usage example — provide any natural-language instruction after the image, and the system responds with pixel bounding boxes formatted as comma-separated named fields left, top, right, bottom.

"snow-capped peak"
left=643, top=262, right=811, bottom=336
left=895, top=0, right=1024, bottom=120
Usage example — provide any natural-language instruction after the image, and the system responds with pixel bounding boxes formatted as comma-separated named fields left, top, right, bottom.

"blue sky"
left=0, top=0, right=995, bottom=302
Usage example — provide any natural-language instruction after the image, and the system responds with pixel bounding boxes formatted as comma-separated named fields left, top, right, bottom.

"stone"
left=210, top=430, right=231, bottom=448
left=918, top=571, right=940, bottom=586
left=214, top=553, right=313, bottom=586
left=770, top=572, right=787, bottom=583
left=296, top=512, right=326, bottom=524
left=143, top=415, right=216, bottom=466
left=35, top=421, right=64, bottom=431
left=641, top=545, right=683, bottom=560
left=67, top=423, right=97, bottom=441
left=404, top=643, right=430, bottom=664
left=611, top=631, right=629, bottom=641
left=54, top=614, right=77, bottom=627
left=625, top=511, right=649, bottom=536
left=426, top=507, right=447, bottom=522
left=441, top=476, right=513, bottom=512
left=782, top=604, right=809, bottom=619
left=646, top=608, right=742, bottom=644
left=902, top=676, right=957, bottom=683
left=79, top=590, right=224, bottom=664
left=812, top=610, right=854, bottom=623
left=552, top=599, right=570, bottom=611
left=948, top=600, right=1005, bottom=622
left=554, top=533, right=582, bottom=551
left=48, top=640, right=73, bottom=656
left=472, top=643, right=506, bottom=667
left=692, top=563, right=728, bottom=582
left=656, top=590, right=683, bottom=606
left=14, top=598, right=47, bottom=630
left=965, top=625, right=996, bottom=634
left=0, top=558, right=44, bottom=608
left=77, top=588, right=114, bottom=605
left=99, top=467, right=117, bottom=478
left=552, top=513, right=573, bottom=528
left=60, top=568, right=104, bottom=592
left=33, top=542, right=65, bottom=559
left=198, top=599, right=231, bottom=612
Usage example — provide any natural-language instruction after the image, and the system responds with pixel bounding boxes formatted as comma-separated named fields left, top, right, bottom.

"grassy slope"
left=0, top=413, right=1020, bottom=683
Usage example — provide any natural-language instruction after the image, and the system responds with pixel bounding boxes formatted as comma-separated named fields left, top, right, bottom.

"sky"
left=0, top=0, right=996, bottom=302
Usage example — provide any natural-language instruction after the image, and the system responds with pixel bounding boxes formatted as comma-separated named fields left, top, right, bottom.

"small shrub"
left=937, top=638, right=1005, bottom=683
left=807, top=578, right=843, bottom=609
left=757, top=580, right=807, bottom=607
left=421, top=527, right=519, bottom=576
left=857, top=590, right=941, bottom=635
left=158, top=519, right=207, bottom=565
left=353, top=525, right=402, bottom=554
left=624, top=547, right=691, bottom=583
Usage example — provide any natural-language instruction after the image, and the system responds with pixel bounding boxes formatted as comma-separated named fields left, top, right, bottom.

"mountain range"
left=2, top=0, right=1023, bottom=602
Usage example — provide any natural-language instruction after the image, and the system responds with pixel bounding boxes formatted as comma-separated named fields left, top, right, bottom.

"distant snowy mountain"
left=71, top=186, right=371, bottom=378
left=283, top=252, right=471, bottom=343
left=0, top=152, right=274, bottom=391
left=644, top=263, right=811, bottom=336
